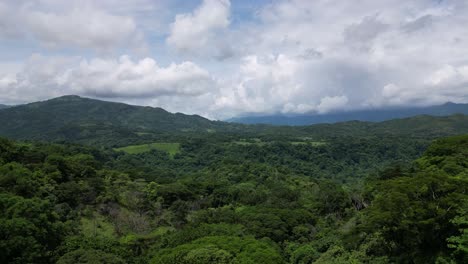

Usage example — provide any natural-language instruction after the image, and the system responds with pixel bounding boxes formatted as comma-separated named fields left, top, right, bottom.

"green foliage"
left=447, top=206, right=468, bottom=260
left=0, top=95, right=225, bottom=146
left=57, top=249, right=125, bottom=264
left=2, top=95, right=468, bottom=148
left=288, top=244, right=320, bottom=264
left=1, top=123, right=468, bottom=263
left=80, top=215, right=116, bottom=239
left=150, top=236, right=284, bottom=264
left=356, top=135, right=468, bottom=263
left=0, top=193, right=66, bottom=263
left=114, top=142, right=180, bottom=156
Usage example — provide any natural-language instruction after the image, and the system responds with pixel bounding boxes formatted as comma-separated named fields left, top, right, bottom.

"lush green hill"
left=0, top=95, right=226, bottom=146
left=302, top=114, right=468, bottom=138
left=1, top=95, right=468, bottom=147
left=1, top=96, right=468, bottom=263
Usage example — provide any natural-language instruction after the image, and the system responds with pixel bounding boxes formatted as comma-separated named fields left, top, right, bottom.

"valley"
left=0, top=96, right=467, bottom=263
left=2, top=1, right=468, bottom=263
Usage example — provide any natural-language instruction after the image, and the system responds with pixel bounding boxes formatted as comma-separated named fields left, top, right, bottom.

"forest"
left=1, top=130, right=467, bottom=263
left=2, top=0, right=468, bottom=262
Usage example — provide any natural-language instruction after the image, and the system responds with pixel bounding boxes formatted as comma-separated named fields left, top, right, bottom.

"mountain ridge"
left=1, top=95, right=468, bottom=146
left=228, top=102, right=468, bottom=125
left=0, top=95, right=224, bottom=146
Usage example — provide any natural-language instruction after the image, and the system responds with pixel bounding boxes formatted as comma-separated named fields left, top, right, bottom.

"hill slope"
left=0, top=95, right=223, bottom=145
left=229, top=102, right=468, bottom=125
left=1, top=96, right=468, bottom=146
left=301, top=114, right=468, bottom=138
left=1, top=131, right=467, bottom=263
left=0, top=104, right=10, bottom=109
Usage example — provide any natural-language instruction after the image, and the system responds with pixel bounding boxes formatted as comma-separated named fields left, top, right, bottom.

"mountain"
left=229, top=102, right=468, bottom=125
left=301, top=114, right=468, bottom=138
left=1, top=95, right=468, bottom=147
left=0, top=104, right=10, bottom=109
left=0, top=95, right=224, bottom=146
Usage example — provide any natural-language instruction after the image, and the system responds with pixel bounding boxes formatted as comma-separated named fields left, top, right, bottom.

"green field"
left=233, top=141, right=266, bottom=146
left=290, top=141, right=327, bottom=146
left=114, top=142, right=180, bottom=156
left=233, top=139, right=326, bottom=146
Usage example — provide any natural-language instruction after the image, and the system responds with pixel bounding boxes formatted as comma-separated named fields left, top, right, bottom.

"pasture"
left=115, top=142, right=181, bottom=156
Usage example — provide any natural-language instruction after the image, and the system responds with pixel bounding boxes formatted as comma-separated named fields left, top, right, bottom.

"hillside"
left=1, top=133, right=467, bottom=263
left=1, top=96, right=468, bottom=147
left=1, top=96, right=468, bottom=263
left=229, top=102, right=468, bottom=125
left=302, top=114, right=468, bottom=138
left=0, top=95, right=224, bottom=146
left=0, top=104, right=10, bottom=109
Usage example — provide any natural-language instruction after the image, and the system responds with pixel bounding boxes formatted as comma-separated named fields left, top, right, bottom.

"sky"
left=0, top=0, right=467, bottom=119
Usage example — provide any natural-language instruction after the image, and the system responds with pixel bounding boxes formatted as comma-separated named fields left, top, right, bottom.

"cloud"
left=167, top=0, right=233, bottom=59
left=426, top=65, right=468, bottom=87
left=0, top=2, right=22, bottom=38
left=213, top=54, right=307, bottom=115
left=212, top=53, right=369, bottom=116
left=344, top=14, right=389, bottom=52
left=2, top=0, right=468, bottom=119
left=26, top=8, right=139, bottom=51
left=0, top=54, right=215, bottom=105
left=402, top=14, right=434, bottom=33
left=73, top=56, right=214, bottom=98
left=212, top=0, right=468, bottom=117
left=365, top=63, right=468, bottom=108
left=0, top=54, right=80, bottom=104
left=317, top=96, right=349, bottom=113
left=0, top=1, right=144, bottom=51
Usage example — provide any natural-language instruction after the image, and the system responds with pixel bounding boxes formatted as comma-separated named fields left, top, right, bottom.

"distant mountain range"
left=1, top=95, right=468, bottom=146
left=0, top=104, right=10, bottom=109
left=228, top=102, right=468, bottom=125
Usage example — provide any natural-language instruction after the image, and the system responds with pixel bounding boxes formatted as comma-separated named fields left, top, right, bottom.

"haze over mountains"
left=229, top=102, right=468, bottom=125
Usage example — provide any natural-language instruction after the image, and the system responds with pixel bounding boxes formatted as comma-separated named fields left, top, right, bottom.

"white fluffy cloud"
left=1, top=0, right=468, bottom=119
left=317, top=96, right=349, bottom=114
left=167, top=0, right=233, bottom=59
left=0, top=1, right=144, bottom=51
left=0, top=54, right=215, bottom=106
left=213, top=54, right=306, bottom=115
left=208, top=0, right=468, bottom=117
left=72, top=56, right=214, bottom=98
left=26, top=8, right=138, bottom=50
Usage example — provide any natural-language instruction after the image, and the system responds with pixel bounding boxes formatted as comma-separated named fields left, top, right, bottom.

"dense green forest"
left=1, top=133, right=467, bottom=263
left=1, top=96, right=468, bottom=263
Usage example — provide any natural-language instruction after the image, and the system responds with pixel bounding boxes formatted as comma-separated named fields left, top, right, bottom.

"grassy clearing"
left=291, top=141, right=327, bottom=146
left=115, top=142, right=180, bottom=156
left=233, top=141, right=267, bottom=146
left=233, top=138, right=326, bottom=147
left=136, top=132, right=154, bottom=136
left=233, top=138, right=266, bottom=146
left=81, top=215, right=115, bottom=238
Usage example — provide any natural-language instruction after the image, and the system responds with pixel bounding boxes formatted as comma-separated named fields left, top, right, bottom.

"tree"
left=57, top=249, right=125, bottom=264
left=151, top=236, right=284, bottom=264
left=0, top=193, right=66, bottom=263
